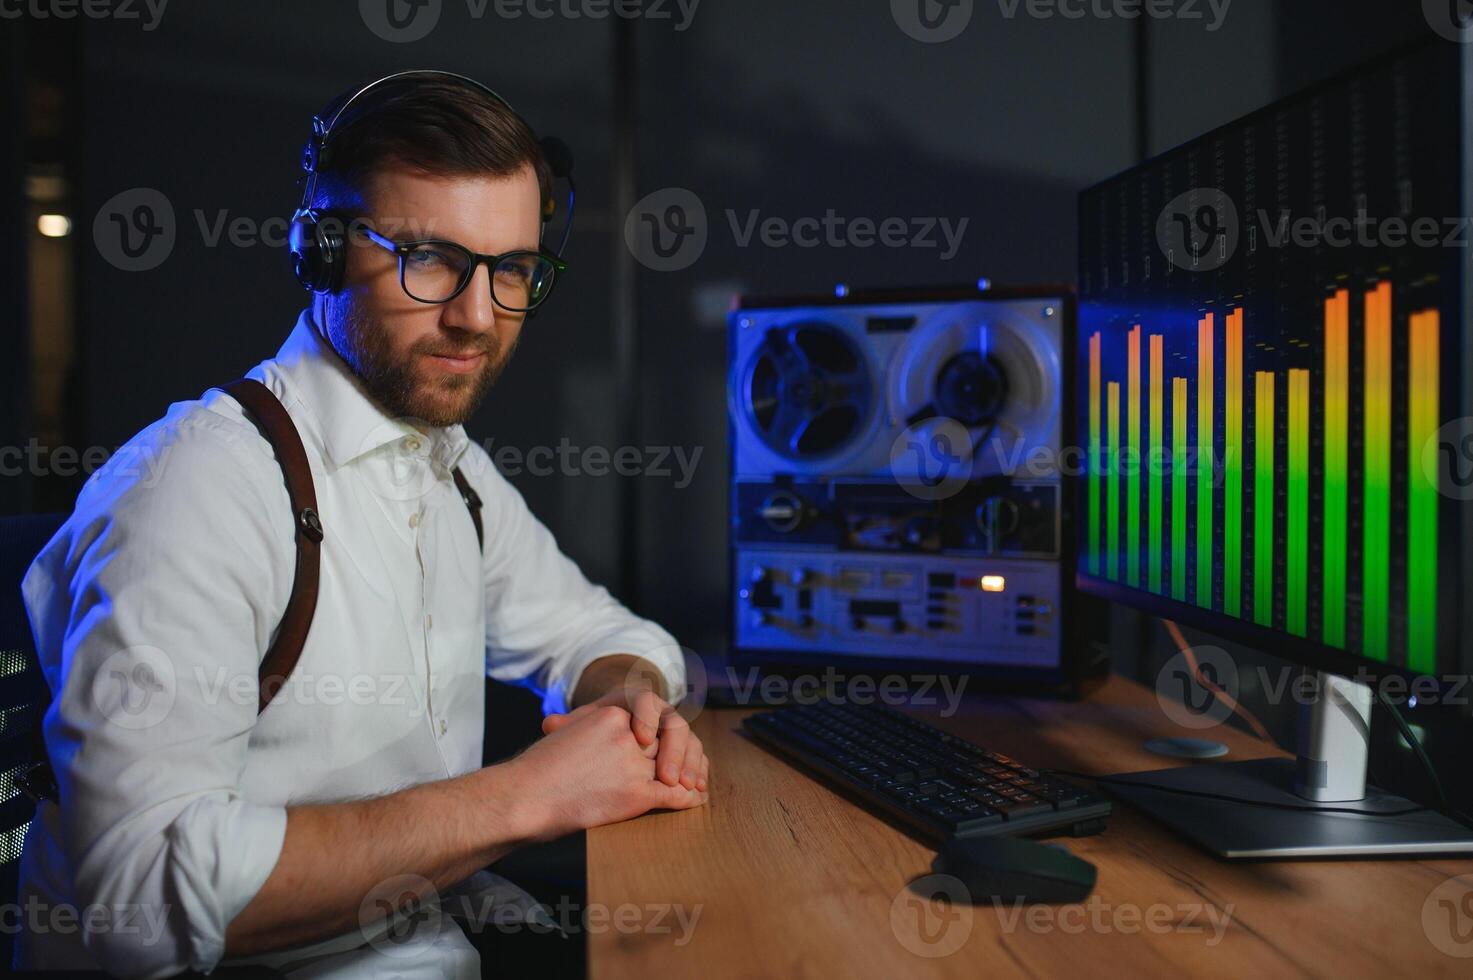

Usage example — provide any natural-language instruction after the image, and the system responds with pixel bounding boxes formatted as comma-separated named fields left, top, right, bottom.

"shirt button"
left=408, top=512, right=420, bottom=528
left=426, top=614, right=433, bottom=630
left=404, top=436, right=423, bottom=453
left=438, top=718, right=448, bottom=737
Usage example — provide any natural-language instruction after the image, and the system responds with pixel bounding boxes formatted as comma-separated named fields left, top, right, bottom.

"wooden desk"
left=587, top=676, right=1473, bottom=979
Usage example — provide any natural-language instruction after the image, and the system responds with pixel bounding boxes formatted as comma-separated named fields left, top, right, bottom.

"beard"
left=323, top=297, right=516, bottom=427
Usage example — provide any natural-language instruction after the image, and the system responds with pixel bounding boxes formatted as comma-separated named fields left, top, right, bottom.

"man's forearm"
left=572, top=654, right=668, bottom=707
left=224, top=762, right=538, bottom=958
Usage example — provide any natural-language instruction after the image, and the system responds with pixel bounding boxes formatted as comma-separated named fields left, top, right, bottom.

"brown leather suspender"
left=219, top=378, right=485, bottom=712
left=20, top=379, right=486, bottom=804
left=219, top=379, right=327, bottom=713
left=451, top=468, right=484, bottom=547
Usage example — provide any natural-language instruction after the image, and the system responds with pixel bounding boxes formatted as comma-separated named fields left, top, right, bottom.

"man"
left=14, top=72, right=707, bottom=977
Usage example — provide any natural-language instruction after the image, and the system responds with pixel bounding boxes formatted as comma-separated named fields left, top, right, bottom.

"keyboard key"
left=994, top=799, right=1055, bottom=820
left=949, top=810, right=1005, bottom=832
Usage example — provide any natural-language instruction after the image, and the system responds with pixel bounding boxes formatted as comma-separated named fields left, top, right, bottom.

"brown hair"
left=309, top=76, right=552, bottom=216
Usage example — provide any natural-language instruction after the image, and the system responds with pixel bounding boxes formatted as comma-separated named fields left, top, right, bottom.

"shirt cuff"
left=545, top=625, right=686, bottom=716
left=167, top=798, right=288, bottom=973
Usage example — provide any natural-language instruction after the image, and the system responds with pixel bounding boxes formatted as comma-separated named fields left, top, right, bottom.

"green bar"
left=1408, top=311, right=1440, bottom=673
left=1254, top=371, right=1275, bottom=627
left=1107, top=382, right=1120, bottom=582
left=1287, top=369, right=1310, bottom=636
left=1148, top=335, right=1164, bottom=594
left=1172, top=378, right=1188, bottom=602
left=1127, top=327, right=1141, bottom=588
left=1224, top=310, right=1243, bottom=617
left=1323, top=290, right=1349, bottom=648
left=1363, top=283, right=1391, bottom=661
left=1088, top=333, right=1101, bottom=576
left=1197, top=315, right=1214, bottom=609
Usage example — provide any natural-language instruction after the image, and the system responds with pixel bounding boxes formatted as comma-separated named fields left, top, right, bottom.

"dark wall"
left=3, top=22, right=31, bottom=515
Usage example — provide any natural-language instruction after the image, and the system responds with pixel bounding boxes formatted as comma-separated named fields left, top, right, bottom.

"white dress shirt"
left=13, top=309, right=685, bottom=978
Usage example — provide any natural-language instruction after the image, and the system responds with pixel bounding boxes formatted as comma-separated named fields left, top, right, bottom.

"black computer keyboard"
left=744, top=701, right=1111, bottom=843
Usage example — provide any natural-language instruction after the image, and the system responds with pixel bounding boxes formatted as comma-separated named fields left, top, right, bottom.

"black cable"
left=1042, top=768, right=1428, bottom=818
left=1375, top=693, right=1473, bottom=831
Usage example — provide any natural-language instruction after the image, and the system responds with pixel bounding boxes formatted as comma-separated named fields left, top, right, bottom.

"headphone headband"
left=298, top=69, right=526, bottom=217
left=288, top=69, right=576, bottom=295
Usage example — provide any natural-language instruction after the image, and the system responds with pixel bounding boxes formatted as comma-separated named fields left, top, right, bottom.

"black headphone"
left=287, top=69, right=576, bottom=294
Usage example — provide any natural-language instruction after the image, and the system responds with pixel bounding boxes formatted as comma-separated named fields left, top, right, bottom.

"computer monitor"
left=1075, top=34, right=1473, bottom=857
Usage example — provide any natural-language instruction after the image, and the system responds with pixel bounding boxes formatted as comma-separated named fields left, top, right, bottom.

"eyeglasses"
left=358, top=222, right=567, bottom=312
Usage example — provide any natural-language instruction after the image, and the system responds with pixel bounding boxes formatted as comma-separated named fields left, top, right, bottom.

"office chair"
left=0, top=513, right=65, bottom=971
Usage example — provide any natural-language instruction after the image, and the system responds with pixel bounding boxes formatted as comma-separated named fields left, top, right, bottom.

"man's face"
left=321, top=164, right=542, bottom=427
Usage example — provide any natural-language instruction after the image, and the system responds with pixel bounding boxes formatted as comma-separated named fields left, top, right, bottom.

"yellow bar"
left=1287, top=368, right=1311, bottom=636
left=1407, top=310, right=1440, bottom=672
left=1254, top=371, right=1275, bottom=627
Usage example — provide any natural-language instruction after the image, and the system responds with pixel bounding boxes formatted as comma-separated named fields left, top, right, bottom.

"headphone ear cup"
left=288, top=210, right=322, bottom=291
left=316, top=217, right=347, bottom=293
left=288, top=210, right=348, bottom=293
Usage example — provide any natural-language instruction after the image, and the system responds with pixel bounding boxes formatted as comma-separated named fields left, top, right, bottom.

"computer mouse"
left=930, top=835, right=1097, bottom=905
left=1144, top=736, right=1229, bottom=759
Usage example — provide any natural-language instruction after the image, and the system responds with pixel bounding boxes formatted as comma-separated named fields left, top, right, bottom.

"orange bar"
left=1088, top=332, right=1102, bottom=576
left=1196, top=313, right=1214, bottom=608
left=1127, top=325, right=1141, bottom=588
left=1363, top=282, right=1392, bottom=661
left=1407, top=309, right=1440, bottom=672
left=1323, top=289, right=1349, bottom=648
left=1224, top=308, right=1243, bottom=617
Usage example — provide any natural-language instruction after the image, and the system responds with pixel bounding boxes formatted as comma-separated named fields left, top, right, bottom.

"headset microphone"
left=538, top=135, right=576, bottom=259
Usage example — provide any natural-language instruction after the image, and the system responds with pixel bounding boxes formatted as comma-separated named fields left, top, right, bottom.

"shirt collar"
left=264, top=309, right=472, bottom=473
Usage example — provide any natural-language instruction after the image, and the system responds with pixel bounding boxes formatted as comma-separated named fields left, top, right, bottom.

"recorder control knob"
left=758, top=491, right=807, bottom=533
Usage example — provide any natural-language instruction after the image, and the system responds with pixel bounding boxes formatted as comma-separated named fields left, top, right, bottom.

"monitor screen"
left=1076, top=38, right=1467, bottom=683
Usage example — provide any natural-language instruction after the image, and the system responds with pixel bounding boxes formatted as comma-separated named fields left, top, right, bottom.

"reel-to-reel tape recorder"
left=729, top=284, right=1094, bottom=687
